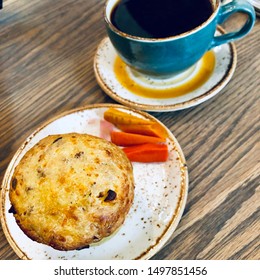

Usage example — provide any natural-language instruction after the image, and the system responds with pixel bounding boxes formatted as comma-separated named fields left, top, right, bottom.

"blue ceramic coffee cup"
left=105, top=0, right=255, bottom=77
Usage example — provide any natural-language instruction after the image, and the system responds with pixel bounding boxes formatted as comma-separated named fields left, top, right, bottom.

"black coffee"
left=111, top=0, right=213, bottom=38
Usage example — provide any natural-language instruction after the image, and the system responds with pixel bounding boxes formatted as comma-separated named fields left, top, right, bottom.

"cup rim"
left=104, top=0, right=220, bottom=42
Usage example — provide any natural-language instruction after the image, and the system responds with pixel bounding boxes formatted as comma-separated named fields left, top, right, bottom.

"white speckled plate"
left=247, top=0, right=260, bottom=16
left=0, top=104, right=188, bottom=260
left=94, top=27, right=237, bottom=112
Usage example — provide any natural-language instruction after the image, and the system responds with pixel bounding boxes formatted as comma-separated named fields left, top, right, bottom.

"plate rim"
left=93, top=26, right=237, bottom=112
left=0, top=103, right=189, bottom=260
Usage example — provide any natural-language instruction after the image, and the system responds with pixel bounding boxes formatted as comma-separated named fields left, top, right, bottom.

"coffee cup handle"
left=210, top=0, right=256, bottom=49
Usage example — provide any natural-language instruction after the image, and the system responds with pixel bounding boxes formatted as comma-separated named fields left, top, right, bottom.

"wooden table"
left=0, top=0, right=259, bottom=260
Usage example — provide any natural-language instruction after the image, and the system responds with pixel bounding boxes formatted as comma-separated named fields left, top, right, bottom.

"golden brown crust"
left=9, top=133, right=134, bottom=250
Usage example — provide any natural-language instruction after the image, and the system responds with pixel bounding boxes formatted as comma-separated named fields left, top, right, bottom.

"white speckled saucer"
left=94, top=28, right=237, bottom=112
left=0, top=104, right=188, bottom=260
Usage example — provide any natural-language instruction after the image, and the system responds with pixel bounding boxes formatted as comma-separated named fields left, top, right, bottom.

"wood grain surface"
left=0, top=0, right=259, bottom=260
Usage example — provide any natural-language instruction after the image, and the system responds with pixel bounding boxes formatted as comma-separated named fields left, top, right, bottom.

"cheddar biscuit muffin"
left=9, top=133, right=134, bottom=250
